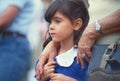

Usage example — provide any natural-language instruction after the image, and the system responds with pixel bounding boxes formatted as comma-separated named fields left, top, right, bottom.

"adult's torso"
left=0, top=0, right=34, bottom=36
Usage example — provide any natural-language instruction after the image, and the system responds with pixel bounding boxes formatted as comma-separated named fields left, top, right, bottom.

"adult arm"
left=77, top=9, right=120, bottom=68
left=0, top=6, right=20, bottom=29
left=35, top=41, right=59, bottom=80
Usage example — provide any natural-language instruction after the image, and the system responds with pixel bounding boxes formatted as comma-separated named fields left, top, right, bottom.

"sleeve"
left=7, top=0, right=28, bottom=9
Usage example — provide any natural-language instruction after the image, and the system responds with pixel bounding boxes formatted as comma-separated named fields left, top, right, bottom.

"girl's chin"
left=52, top=39, right=60, bottom=42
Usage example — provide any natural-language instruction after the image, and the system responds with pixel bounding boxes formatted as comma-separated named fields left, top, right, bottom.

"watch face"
left=96, top=25, right=100, bottom=31
left=96, top=21, right=101, bottom=31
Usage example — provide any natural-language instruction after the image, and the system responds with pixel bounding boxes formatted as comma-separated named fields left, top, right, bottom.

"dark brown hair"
left=43, top=0, right=89, bottom=48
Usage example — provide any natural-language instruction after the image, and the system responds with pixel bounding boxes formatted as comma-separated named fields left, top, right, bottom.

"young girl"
left=39, top=0, right=89, bottom=81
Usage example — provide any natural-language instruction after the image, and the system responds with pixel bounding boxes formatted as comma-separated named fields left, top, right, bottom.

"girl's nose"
left=49, top=24, right=54, bottom=30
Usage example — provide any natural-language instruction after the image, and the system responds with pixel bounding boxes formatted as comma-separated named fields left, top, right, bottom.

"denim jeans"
left=0, top=36, right=31, bottom=81
left=87, top=44, right=120, bottom=81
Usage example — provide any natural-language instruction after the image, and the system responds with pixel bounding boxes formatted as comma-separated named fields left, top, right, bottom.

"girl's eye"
left=54, top=19, right=61, bottom=24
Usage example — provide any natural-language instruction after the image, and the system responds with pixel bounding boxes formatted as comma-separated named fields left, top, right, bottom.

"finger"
left=77, top=49, right=85, bottom=69
left=44, top=64, right=55, bottom=70
left=44, top=62, right=56, bottom=73
left=77, top=48, right=82, bottom=64
left=50, top=73, right=56, bottom=79
left=44, top=64, right=56, bottom=72
left=84, top=55, right=90, bottom=63
left=35, top=54, right=48, bottom=79
left=46, top=68, right=55, bottom=75
left=45, top=61, right=56, bottom=67
left=84, top=48, right=92, bottom=58
left=39, top=54, right=48, bottom=74
left=35, top=59, right=41, bottom=79
left=35, top=64, right=40, bottom=80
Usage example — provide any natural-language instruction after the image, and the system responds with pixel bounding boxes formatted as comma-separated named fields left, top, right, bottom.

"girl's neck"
left=58, top=38, right=74, bottom=55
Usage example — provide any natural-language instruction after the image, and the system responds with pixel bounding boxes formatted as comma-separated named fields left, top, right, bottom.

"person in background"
left=0, top=0, right=34, bottom=81
left=37, top=0, right=89, bottom=81
left=35, top=0, right=120, bottom=80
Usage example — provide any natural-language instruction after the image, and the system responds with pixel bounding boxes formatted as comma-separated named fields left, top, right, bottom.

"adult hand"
left=50, top=73, right=77, bottom=81
left=77, top=22, right=98, bottom=68
left=35, top=41, right=58, bottom=80
left=37, top=61, right=56, bottom=81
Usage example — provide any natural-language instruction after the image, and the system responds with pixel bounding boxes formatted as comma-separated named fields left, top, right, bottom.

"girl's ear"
left=73, top=18, right=83, bottom=31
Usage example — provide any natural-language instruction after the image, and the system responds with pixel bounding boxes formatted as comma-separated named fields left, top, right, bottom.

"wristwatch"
left=95, top=21, right=103, bottom=34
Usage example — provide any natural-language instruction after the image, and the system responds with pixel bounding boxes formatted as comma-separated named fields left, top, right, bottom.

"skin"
left=35, top=8, right=120, bottom=81
left=38, top=61, right=56, bottom=81
left=0, top=6, right=20, bottom=29
left=49, top=11, right=75, bottom=53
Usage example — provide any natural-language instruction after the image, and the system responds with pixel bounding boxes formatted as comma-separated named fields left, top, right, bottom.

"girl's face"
left=49, top=11, right=75, bottom=42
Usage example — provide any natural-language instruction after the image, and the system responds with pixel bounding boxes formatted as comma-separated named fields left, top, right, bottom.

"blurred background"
left=26, top=0, right=120, bottom=81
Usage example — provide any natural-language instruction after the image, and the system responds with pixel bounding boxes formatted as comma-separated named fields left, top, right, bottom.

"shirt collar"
left=55, top=47, right=77, bottom=67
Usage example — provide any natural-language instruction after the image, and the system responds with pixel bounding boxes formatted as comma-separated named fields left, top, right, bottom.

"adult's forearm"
left=99, top=9, right=120, bottom=34
left=87, top=9, right=120, bottom=40
left=52, top=41, right=60, bottom=50
left=0, top=6, right=20, bottom=29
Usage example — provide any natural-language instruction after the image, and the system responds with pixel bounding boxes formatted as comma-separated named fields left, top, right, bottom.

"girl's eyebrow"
left=52, top=16, right=62, bottom=20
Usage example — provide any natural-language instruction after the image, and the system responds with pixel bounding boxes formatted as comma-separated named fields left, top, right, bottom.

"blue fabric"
left=0, top=0, right=34, bottom=35
left=46, top=57, right=88, bottom=81
left=0, top=36, right=31, bottom=81
left=55, top=57, right=88, bottom=81
left=87, top=44, right=120, bottom=81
